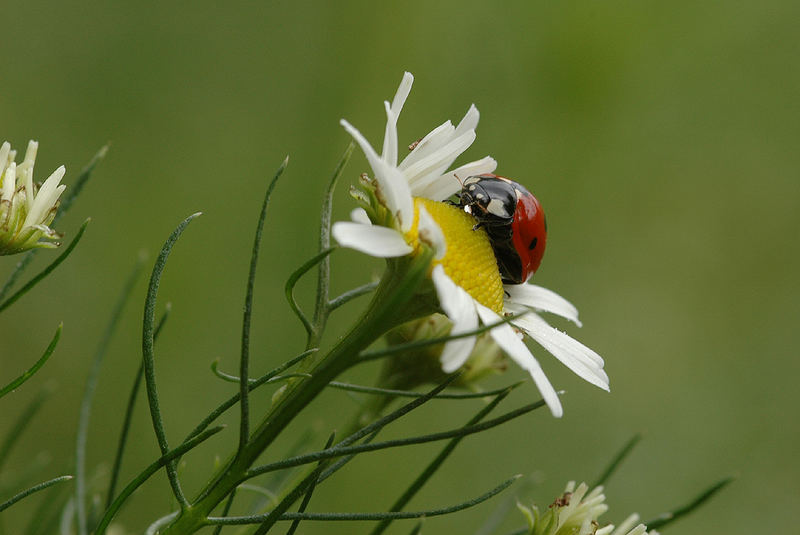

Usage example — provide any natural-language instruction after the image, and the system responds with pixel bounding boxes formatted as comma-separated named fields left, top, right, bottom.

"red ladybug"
left=458, top=174, right=547, bottom=285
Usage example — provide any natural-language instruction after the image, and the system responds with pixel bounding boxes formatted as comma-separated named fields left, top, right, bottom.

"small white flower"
left=333, top=73, right=608, bottom=417
left=518, top=481, right=659, bottom=535
left=0, top=140, right=66, bottom=255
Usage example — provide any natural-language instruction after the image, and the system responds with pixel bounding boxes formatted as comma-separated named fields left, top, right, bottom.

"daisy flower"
left=518, top=481, right=659, bottom=535
left=332, top=72, right=608, bottom=417
left=0, top=140, right=67, bottom=255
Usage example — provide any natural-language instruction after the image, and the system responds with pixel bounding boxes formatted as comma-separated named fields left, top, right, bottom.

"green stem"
left=160, top=253, right=433, bottom=534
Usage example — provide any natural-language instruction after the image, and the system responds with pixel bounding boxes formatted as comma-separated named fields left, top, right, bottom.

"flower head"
left=0, top=140, right=66, bottom=255
left=333, top=73, right=608, bottom=417
left=518, top=481, right=659, bottom=535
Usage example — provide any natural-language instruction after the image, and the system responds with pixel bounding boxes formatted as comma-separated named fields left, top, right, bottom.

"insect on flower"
left=457, top=173, right=547, bottom=285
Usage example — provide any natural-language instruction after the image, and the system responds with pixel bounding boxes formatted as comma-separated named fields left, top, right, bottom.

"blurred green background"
left=2, top=1, right=798, bottom=533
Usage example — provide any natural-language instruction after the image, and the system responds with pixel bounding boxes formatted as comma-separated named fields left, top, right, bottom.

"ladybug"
left=457, top=174, right=547, bottom=285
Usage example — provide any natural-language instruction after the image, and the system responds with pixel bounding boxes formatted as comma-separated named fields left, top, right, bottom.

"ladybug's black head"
left=459, top=175, right=517, bottom=224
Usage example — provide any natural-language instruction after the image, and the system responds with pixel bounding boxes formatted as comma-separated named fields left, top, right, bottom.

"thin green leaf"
left=93, top=425, right=224, bottom=535
left=106, top=304, right=171, bottom=508
left=359, top=311, right=526, bottom=362
left=247, top=397, right=547, bottom=478
left=0, top=476, right=73, bottom=513
left=253, top=434, right=336, bottom=535
left=238, top=483, right=278, bottom=501
left=328, top=280, right=379, bottom=311
left=0, top=253, right=35, bottom=305
left=592, top=434, right=642, bottom=488
left=408, top=522, right=423, bottom=535
left=239, top=157, right=287, bottom=456
left=0, top=219, right=90, bottom=314
left=645, top=476, right=733, bottom=530
left=23, top=475, right=72, bottom=535
left=55, top=144, right=109, bottom=221
left=311, top=142, right=354, bottom=337
left=207, top=475, right=519, bottom=524
left=285, top=248, right=335, bottom=337
left=325, top=380, right=525, bottom=400
left=0, top=145, right=106, bottom=302
left=142, top=213, right=201, bottom=511
left=183, top=349, right=318, bottom=443
left=370, top=390, right=512, bottom=535
left=211, top=362, right=309, bottom=384
left=210, top=363, right=522, bottom=400
left=316, top=430, right=380, bottom=485
left=0, top=323, right=61, bottom=399
left=0, top=387, right=51, bottom=471
left=145, top=512, right=179, bottom=535
left=75, top=255, right=144, bottom=535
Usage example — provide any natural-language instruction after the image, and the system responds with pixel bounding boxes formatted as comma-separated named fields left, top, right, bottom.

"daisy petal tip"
left=440, top=353, right=466, bottom=374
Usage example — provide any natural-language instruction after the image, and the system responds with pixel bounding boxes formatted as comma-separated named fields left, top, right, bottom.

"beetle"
left=457, top=174, right=547, bottom=285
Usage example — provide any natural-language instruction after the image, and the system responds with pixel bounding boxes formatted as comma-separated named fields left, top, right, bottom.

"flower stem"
left=160, top=252, right=433, bottom=534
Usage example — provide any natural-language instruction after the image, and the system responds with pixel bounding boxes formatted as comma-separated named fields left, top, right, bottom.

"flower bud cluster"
left=1, top=141, right=66, bottom=255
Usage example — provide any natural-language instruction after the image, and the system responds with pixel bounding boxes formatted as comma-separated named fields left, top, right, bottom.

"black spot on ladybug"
left=528, top=237, right=538, bottom=250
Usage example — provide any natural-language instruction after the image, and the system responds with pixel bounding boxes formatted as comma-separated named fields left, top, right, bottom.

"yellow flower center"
left=405, top=198, right=505, bottom=314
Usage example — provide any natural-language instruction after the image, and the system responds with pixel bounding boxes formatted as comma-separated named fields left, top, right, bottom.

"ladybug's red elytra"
left=457, top=174, right=547, bottom=285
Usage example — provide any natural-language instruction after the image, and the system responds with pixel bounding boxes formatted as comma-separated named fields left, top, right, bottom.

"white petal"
left=341, top=119, right=384, bottom=180
left=24, top=165, right=65, bottom=227
left=390, top=72, right=414, bottom=117
left=448, top=155, right=498, bottom=182
left=475, top=303, right=563, bottom=417
left=341, top=117, right=413, bottom=232
left=454, top=104, right=479, bottom=136
left=404, top=130, right=476, bottom=196
left=398, top=121, right=455, bottom=172
left=417, top=205, right=446, bottom=260
left=432, top=266, right=478, bottom=372
left=504, top=284, right=582, bottom=326
left=506, top=304, right=600, bottom=370
left=0, top=142, right=11, bottom=174
left=418, top=156, right=498, bottom=201
left=21, top=140, right=38, bottom=170
left=612, top=515, right=641, bottom=535
left=20, top=141, right=39, bottom=208
left=513, top=313, right=608, bottom=390
left=332, top=221, right=412, bottom=257
left=374, top=159, right=414, bottom=232
left=350, top=207, right=371, bottom=225
left=382, top=101, right=399, bottom=167
left=2, top=161, right=16, bottom=202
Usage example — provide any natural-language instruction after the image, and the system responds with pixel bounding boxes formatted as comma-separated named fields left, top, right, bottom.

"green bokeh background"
left=2, top=1, right=798, bottom=533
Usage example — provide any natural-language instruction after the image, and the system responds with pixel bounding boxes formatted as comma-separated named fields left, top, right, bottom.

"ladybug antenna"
left=453, top=173, right=464, bottom=188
